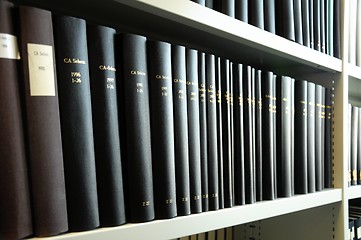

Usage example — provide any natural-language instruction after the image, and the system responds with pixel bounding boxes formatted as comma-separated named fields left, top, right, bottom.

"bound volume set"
left=191, top=0, right=341, bottom=58
left=0, top=0, right=333, bottom=239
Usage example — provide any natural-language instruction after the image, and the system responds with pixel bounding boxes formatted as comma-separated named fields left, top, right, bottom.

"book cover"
left=255, top=69, right=263, bottom=201
left=18, top=5, right=68, bottom=236
left=87, top=23, right=126, bottom=227
left=186, top=48, right=203, bottom=213
left=221, top=0, right=235, bottom=18
left=307, top=82, right=316, bottom=192
left=171, top=44, right=191, bottom=216
left=333, top=0, right=341, bottom=58
left=276, top=0, right=296, bottom=41
left=147, top=40, right=177, bottom=219
left=116, top=33, right=155, bottom=222
left=235, top=0, right=248, bottom=22
left=264, top=0, right=276, bottom=33
left=294, top=0, right=304, bottom=44
left=198, top=51, right=209, bottom=212
left=250, top=0, right=264, bottom=29
left=0, top=1, right=32, bottom=238
left=313, top=0, right=321, bottom=51
left=205, top=53, right=219, bottom=210
left=301, top=0, right=311, bottom=47
left=53, top=14, right=99, bottom=231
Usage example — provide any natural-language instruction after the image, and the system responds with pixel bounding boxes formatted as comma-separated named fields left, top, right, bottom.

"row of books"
left=348, top=0, right=361, bottom=66
left=348, top=104, right=361, bottom=186
left=191, top=0, right=341, bottom=59
left=349, top=205, right=361, bottom=240
left=0, top=0, right=333, bottom=239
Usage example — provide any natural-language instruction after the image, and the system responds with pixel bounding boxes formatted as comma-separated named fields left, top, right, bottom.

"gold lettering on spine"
left=142, top=201, right=150, bottom=207
left=71, top=71, right=82, bottom=84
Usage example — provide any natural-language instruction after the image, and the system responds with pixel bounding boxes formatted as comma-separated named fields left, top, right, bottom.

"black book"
left=147, top=40, right=177, bottom=219
left=171, top=45, right=191, bottom=216
left=0, top=1, right=32, bottom=238
left=294, top=0, right=303, bottom=44
left=87, top=23, right=126, bottom=227
left=243, top=65, right=255, bottom=204
left=53, top=14, right=99, bottom=232
left=291, top=78, right=295, bottom=195
left=307, top=82, right=316, bottom=193
left=272, top=75, right=278, bottom=197
left=255, top=70, right=263, bottom=201
left=276, top=76, right=292, bottom=198
left=233, top=63, right=245, bottom=205
left=276, top=0, right=296, bottom=41
left=205, top=0, right=213, bottom=9
left=221, top=0, right=235, bottom=17
left=309, top=0, right=314, bottom=49
left=198, top=51, right=209, bottom=212
left=229, top=62, right=235, bottom=206
left=351, top=106, right=359, bottom=186
left=324, top=88, right=332, bottom=188
left=249, top=0, right=264, bottom=29
left=116, top=33, right=155, bottom=222
left=358, top=107, right=361, bottom=185
left=264, top=0, right=276, bottom=33
left=301, top=0, right=311, bottom=47
left=320, top=0, right=326, bottom=53
left=186, top=48, right=203, bottom=213
left=333, top=0, right=341, bottom=58
left=262, top=71, right=276, bottom=200
left=216, top=56, right=224, bottom=209
left=251, top=68, right=257, bottom=201
left=294, top=80, right=308, bottom=194
left=313, top=0, right=321, bottom=51
left=315, top=85, right=325, bottom=191
left=220, top=58, right=233, bottom=208
left=205, top=53, right=219, bottom=210
left=325, top=0, right=334, bottom=56
left=235, top=0, right=248, bottom=22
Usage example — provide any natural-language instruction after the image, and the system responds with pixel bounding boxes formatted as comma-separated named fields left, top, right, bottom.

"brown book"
left=17, top=5, right=68, bottom=236
left=0, top=1, right=32, bottom=239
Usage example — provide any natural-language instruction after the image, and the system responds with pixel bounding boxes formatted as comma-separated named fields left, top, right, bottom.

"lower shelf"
left=32, top=189, right=342, bottom=240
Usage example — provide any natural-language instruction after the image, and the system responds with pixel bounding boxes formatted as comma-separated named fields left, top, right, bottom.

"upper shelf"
left=18, top=0, right=342, bottom=78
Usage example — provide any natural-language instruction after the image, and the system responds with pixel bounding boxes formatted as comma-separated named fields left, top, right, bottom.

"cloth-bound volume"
left=235, top=0, right=248, bottom=22
left=53, top=15, right=99, bottom=231
left=276, top=0, right=296, bottom=41
left=307, top=82, right=316, bottom=193
left=171, top=44, right=191, bottom=216
left=87, top=24, right=126, bottom=227
left=147, top=40, right=177, bottom=219
left=0, top=1, right=32, bottom=238
left=18, top=5, right=68, bottom=237
left=249, top=0, right=264, bottom=29
left=116, top=33, right=155, bottom=222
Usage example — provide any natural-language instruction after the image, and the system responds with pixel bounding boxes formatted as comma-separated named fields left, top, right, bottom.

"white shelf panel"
left=31, top=189, right=341, bottom=240
left=347, top=185, right=361, bottom=200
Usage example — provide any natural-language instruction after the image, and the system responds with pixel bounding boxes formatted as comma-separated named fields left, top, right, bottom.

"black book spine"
left=216, top=56, right=224, bottom=209
left=301, top=0, right=311, bottom=47
left=294, top=0, right=304, bottom=44
left=198, top=51, right=209, bottom=212
left=320, top=0, right=326, bottom=53
left=333, top=0, right=341, bottom=58
left=351, top=106, right=359, bottom=186
left=147, top=40, right=177, bottom=219
left=0, top=1, right=32, bottom=238
left=358, top=107, right=361, bottom=185
left=315, top=84, right=324, bottom=190
left=220, top=58, right=233, bottom=208
left=206, top=53, right=219, bottom=210
left=324, top=88, right=332, bottom=188
left=262, top=71, right=275, bottom=200
left=313, top=0, right=321, bottom=51
left=206, top=0, right=214, bottom=9
left=235, top=0, right=248, bottom=22
left=116, top=33, right=155, bottom=222
left=243, top=65, right=255, bottom=204
left=186, top=48, right=203, bottom=213
left=53, top=15, right=99, bottom=231
left=307, top=82, right=316, bottom=193
left=221, top=0, right=235, bottom=17
left=171, top=45, right=191, bottom=216
left=255, top=70, right=263, bottom=201
left=87, top=24, right=126, bottom=227
left=272, top=75, right=278, bottom=197
left=229, top=62, right=235, bottom=207
left=276, top=76, right=292, bottom=198
left=276, top=0, right=296, bottom=41
left=250, top=0, right=264, bottom=29
left=309, top=0, right=315, bottom=49
left=251, top=68, right=257, bottom=201
left=264, top=0, right=276, bottom=33
left=294, top=80, right=308, bottom=194
left=233, top=63, right=245, bottom=205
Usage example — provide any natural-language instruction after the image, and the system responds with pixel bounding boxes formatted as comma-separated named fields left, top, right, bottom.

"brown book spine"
left=18, top=5, right=68, bottom=236
left=0, top=1, right=33, bottom=239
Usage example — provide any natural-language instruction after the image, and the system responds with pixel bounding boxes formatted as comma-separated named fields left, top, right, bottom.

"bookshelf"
left=8, top=0, right=355, bottom=239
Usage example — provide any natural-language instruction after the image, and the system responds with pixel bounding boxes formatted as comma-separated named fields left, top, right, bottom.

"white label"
left=0, top=33, right=20, bottom=59
left=27, top=43, right=55, bottom=96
